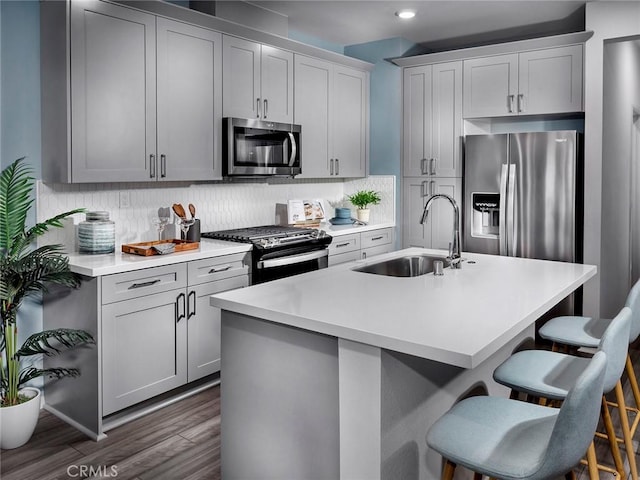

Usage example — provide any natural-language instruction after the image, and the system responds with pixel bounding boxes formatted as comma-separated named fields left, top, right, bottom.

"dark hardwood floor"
left=2, top=345, right=639, bottom=480
left=0, top=386, right=220, bottom=480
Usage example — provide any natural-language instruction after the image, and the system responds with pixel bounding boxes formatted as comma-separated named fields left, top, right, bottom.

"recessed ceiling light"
left=395, top=10, right=416, bottom=20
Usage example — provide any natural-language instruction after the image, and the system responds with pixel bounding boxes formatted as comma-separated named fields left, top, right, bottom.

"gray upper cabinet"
left=156, top=18, right=223, bottom=181
left=223, top=36, right=294, bottom=123
left=42, top=1, right=223, bottom=183
left=463, top=45, right=583, bottom=118
left=403, top=62, right=462, bottom=178
left=69, top=1, right=157, bottom=183
left=295, top=55, right=368, bottom=178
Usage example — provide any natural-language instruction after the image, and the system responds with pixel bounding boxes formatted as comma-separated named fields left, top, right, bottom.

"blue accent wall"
left=1, top=0, right=41, bottom=176
left=344, top=38, right=415, bottom=232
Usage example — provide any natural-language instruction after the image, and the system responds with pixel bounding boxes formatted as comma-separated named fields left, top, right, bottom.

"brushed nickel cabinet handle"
left=430, top=158, right=436, bottom=175
left=518, top=93, right=525, bottom=112
left=209, top=265, right=232, bottom=273
left=150, top=154, right=156, bottom=178
left=263, top=99, right=268, bottom=119
left=256, top=98, right=261, bottom=118
left=371, top=236, right=383, bottom=241
left=508, top=95, right=515, bottom=113
left=129, top=279, right=161, bottom=289
left=335, top=158, right=340, bottom=175
left=160, top=154, right=166, bottom=178
left=330, top=159, right=334, bottom=175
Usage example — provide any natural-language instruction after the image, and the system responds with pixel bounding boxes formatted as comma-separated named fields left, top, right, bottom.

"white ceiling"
left=248, top=0, right=587, bottom=50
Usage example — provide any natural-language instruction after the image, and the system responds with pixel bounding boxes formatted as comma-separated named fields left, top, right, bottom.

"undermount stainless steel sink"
left=353, top=254, right=450, bottom=277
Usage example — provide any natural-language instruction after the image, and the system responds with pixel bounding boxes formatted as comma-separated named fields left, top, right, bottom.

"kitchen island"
left=210, top=248, right=596, bottom=480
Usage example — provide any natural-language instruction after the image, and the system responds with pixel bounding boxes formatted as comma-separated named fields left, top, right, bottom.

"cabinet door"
left=187, top=276, right=248, bottom=382
left=261, top=45, right=294, bottom=123
left=402, top=178, right=429, bottom=248
left=463, top=54, right=518, bottom=118
left=403, top=66, right=432, bottom=177
left=332, top=65, right=367, bottom=178
left=223, top=36, right=261, bottom=119
left=102, top=289, right=187, bottom=415
left=70, top=1, right=156, bottom=182
left=518, top=45, right=583, bottom=115
left=294, top=55, right=332, bottom=178
left=429, top=178, right=463, bottom=250
left=157, top=19, right=222, bottom=181
left=432, top=62, right=462, bottom=177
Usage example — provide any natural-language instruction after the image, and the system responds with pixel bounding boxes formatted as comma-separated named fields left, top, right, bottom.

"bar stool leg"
left=602, top=395, right=628, bottom=480
left=626, top=354, right=640, bottom=410
left=615, top=380, right=639, bottom=480
left=442, top=459, right=456, bottom=480
left=586, top=441, right=601, bottom=480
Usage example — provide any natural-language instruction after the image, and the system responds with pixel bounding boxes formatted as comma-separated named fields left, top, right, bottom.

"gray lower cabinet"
left=328, top=228, right=395, bottom=266
left=43, top=252, right=250, bottom=435
left=102, top=254, right=249, bottom=415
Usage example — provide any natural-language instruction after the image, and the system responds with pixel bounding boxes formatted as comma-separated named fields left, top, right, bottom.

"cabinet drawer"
left=102, top=264, right=188, bottom=305
left=188, top=252, right=250, bottom=286
left=361, top=228, right=393, bottom=249
left=328, top=250, right=361, bottom=267
left=329, top=234, right=360, bottom=255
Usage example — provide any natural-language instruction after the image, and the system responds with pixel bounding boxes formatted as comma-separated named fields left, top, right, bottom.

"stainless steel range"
left=201, top=225, right=332, bottom=284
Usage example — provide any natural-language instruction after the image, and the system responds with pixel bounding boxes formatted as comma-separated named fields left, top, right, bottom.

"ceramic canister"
left=78, top=211, right=115, bottom=254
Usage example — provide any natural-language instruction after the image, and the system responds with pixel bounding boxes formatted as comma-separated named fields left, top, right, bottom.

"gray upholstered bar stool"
left=493, top=307, right=634, bottom=480
left=539, top=279, right=640, bottom=413
left=426, top=351, right=607, bottom=480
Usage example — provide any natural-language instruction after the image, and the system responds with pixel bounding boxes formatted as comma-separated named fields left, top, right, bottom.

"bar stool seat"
left=493, top=350, right=591, bottom=400
left=427, top=352, right=607, bottom=480
left=539, top=315, right=603, bottom=348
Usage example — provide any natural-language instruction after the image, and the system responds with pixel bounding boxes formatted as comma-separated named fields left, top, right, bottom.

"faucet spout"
left=419, top=194, right=462, bottom=269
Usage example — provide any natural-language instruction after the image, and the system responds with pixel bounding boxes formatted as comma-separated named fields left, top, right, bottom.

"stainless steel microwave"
left=223, top=117, right=301, bottom=177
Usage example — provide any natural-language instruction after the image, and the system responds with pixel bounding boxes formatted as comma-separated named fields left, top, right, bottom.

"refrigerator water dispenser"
left=471, top=193, right=500, bottom=238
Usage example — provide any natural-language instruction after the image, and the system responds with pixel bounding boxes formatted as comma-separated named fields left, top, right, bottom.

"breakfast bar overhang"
left=210, top=248, right=597, bottom=480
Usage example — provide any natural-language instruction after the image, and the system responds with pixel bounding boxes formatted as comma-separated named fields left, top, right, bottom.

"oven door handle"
left=257, top=249, right=328, bottom=269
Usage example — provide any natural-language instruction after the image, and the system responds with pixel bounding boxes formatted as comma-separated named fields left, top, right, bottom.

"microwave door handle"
left=288, top=132, right=297, bottom=166
left=499, top=163, right=508, bottom=255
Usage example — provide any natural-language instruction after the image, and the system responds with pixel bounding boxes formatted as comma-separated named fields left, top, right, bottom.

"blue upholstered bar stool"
left=493, top=307, right=634, bottom=480
left=426, top=351, right=607, bottom=480
left=539, top=279, right=640, bottom=412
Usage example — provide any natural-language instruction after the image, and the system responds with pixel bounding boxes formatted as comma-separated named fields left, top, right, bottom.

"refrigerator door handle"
left=499, top=164, right=508, bottom=255
left=506, top=164, right=517, bottom=256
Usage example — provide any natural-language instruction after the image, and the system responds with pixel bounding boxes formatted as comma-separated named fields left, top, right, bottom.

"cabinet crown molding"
left=392, top=31, right=594, bottom=68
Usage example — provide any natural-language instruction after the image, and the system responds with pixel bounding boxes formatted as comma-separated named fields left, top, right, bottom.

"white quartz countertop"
left=66, top=222, right=394, bottom=277
left=67, top=239, right=252, bottom=277
left=210, top=248, right=596, bottom=368
left=320, top=221, right=395, bottom=237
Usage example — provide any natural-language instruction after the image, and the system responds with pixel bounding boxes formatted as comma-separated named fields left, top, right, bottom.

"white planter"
left=0, top=387, right=41, bottom=449
left=356, top=208, right=370, bottom=223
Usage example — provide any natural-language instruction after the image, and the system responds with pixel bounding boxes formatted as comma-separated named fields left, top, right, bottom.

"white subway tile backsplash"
left=37, top=176, right=396, bottom=251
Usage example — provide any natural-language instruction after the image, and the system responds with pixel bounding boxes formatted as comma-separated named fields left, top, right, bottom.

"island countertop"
left=211, top=247, right=596, bottom=368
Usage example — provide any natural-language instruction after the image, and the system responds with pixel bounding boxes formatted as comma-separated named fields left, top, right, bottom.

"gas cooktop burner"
left=201, top=225, right=330, bottom=249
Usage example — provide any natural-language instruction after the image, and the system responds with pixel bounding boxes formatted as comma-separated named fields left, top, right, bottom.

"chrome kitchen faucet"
left=420, top=194, right=462, bottom=269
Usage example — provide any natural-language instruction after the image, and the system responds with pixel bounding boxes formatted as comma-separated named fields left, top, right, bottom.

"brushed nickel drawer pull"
left=209, top=265, right=232, bottom=273
left=370, top=236, right=384, bottom=241
left=336, top=242, right=351, bottom=248
left=129, top=279, right=161, bottom=289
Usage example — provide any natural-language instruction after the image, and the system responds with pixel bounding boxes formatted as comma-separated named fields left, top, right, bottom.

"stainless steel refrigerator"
left=464, top=130, right=583, bottom=264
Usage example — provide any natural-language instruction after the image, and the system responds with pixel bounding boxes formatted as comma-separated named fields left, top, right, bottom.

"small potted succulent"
left=0, top=158, right=95, bottom=449
left=347, top=190, right=381, bottom=223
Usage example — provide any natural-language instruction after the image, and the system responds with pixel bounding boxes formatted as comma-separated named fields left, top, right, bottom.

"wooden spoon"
left=172, top=203, right=186, bottom=220
left=188, top=203, right=196, bottom=219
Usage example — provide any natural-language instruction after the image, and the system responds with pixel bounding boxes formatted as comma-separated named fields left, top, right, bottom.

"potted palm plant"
left=0, top=158, right=94, bottom=449
left=347, top=190, right=381, bottom=223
